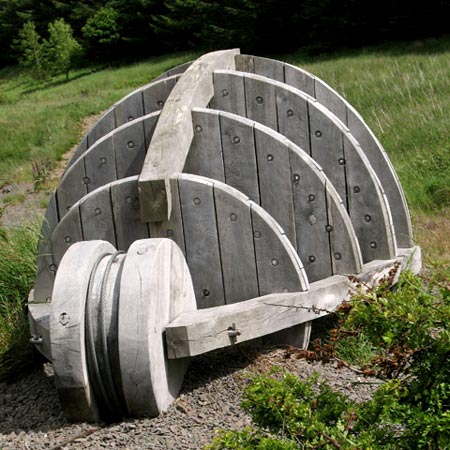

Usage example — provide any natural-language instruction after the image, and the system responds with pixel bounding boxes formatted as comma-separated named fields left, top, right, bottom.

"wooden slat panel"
left=219, top=112, right=260, bottom=203
left=56, top=160, right=87, bottom=219
left=210, top=70, right=246, bottom=116
left=148, top=178, right=186, bottom=255
left=79, top=185, right=116, bottom=246
left=213, top=183, right=259, bottom=304
left=143, top=76, right=178, bottom=115
left=66, top=134, right=88, bottom=171
left=308, top=101, right=347, bottom=204
left=283, top=63, right=315, bottom=97
left=114, top=90, right=144, bottom=127
left=244, top=75, right=277, bottom=130
left=253, top=56, right=284, bottom=82
left=178, top=175, right=225, bottom=309
left=113, top=120, right=146, bottom=179
left=185, top=109, right=225, bottom=182
left=51, top=205, right=83, bottom=266
left=275, top=84, right=310, bottom=154
left=343, top=133, right=396, bottom=261
left=254, top=127, right=296, bottom=245
left=314, top=78, right=347, bottom=124
left=289, top=151, right=332, bottom=282
left=88, top=108, right=115, bottom=147
left=325, top=182, right=363, bottom=275
left=234, top=54, right=255, bottom=73
left=111, top=177, right=149, bottom=251
left=84, top=137, right=117, bottom=193
left=143, top=113, right=159, bottom=149
left=251, top=203, right=308, bottom=295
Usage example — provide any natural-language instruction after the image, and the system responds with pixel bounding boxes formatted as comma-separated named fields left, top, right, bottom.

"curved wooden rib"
left=235, top=54, right=412, bottom=248
left=66, top=74, right=181, bottom=171
left=187, top=108, right=362, bottom=282
left=211, top=71, right=397, bottom=263
left=139, top=49, right=240, bottom=222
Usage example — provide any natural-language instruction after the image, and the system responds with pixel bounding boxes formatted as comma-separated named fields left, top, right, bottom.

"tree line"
left=2, top=0, right=449, bottom=75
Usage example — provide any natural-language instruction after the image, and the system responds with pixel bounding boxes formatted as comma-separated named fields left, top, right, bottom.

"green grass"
left=284, top=36, right=450, bottom=212
left=0, top=52, right=198, bottom=186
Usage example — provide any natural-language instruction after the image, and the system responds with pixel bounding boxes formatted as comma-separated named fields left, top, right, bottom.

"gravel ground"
left=0, top=346, right=382, bottom=450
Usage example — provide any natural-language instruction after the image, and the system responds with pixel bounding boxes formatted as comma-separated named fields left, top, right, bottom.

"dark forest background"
left=1, top=0, right=449, bottom=67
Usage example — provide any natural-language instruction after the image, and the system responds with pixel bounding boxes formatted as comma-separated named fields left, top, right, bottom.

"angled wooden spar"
left=66, top=74, right=181, bottom=171
left=187, top=108, right=363, bottom=282
left=211, top=71, right=397, bottom=263
left=138, top=49, right=240, bottom=223
left=235, top=54, right=412, bottom=248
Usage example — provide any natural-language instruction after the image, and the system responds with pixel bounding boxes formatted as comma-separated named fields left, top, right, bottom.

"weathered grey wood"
left=347, top=107, right=413, bottom=248
left=51, top=204, right=83, bottom=266
left=210, top=70, right=246, bottom=116
left=84, top=136, right=117, bottom=193
left=325, top=181, right=363, bottom=275
left=56, top=159, right=87, bottom=219
left=177, top=175, right=225, bottom=308
left=28, top=298, right=51, bottom=360
left=308, top=100, right=347, bottom=202
left=67, top=135, right=88, bottom=171
left=114, top=90, right=144, bottom=127
left=251, top=202, right=308, bottom=295
left=113, top=119, right=146, bottom=179
left=51, top=240, right=115, bottom=421
left=139, top=49, right=239, bottom=222
left=88, top=108, right=115, bottom=147
left=314, top=78, right=347, bottom=124
left=185, top=109, right=225, bottom=182
left=253, top=56, right=284, bottom=82
left=153, top=61, right=192, bottom=81
left=219, top=112, right=260, bottom=202
left=118, top=238, right=196, bottom=417
left=166, top=255, right=413, bottom=358
left=143, top=75, right=179, bottom=115
left=289, top=151, right=333, bottom=282
left=284, top=63, right=315, bottom=97
left=148, top=177, right=186, bottom=254
left=79, top=185, right=116, bottom=246
left=343, top=132, right=397, bottom=261
left=143, top=113, right=159, bottom=149
left=234, top=54, right=255, bottom=74
left=254, top=127, right=296, bottom=245
left=275, top=84, right=310, bottom=153
left=111, top=177, right=149, bottom=251
left=245, top=75, right=278, bottom=130
left=213, top=183, right=259, bottom=303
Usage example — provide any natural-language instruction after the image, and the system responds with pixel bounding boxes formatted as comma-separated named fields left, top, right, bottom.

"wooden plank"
left=143, top=75, right=179, bottom=115
left=347, top=107, right=413, bottom=248
left=111, top=177, right=149, bottom=251
left=143, top=112, right=159, bottom=149
left=51, top=241, right=115, bottom=421
left=51, top=204, right=83, bottom=266
left=79, top=185, right=116, bottom=246
left=153, top=61, right=192, bottom=81
left=251, top=202, right=308, bottom=295
left=343, top=133, right=397, bottom=262
left=118, top=239, right=196, bottom=417
left=234, top=54, right=255, bottom=74
left=289, top=150, right=332, bottom=282
left=148, top=177, right=186, bottom=254
left=114, top=90, right=144, bottom=127
left=253, top=56, right=285, bottom=82
left=113, top=119, right=146, bottom=179
left=244, top=74, right=277, bottom=130
left=185, top=108, right=225, bottom=182
left=166, top=256, right=408, bottom=358
left=84, top=136, right=117, bottom=193
left=178, top=175, right=225, bottom=308
left=139, top=50, right=239, bottom=222
left=314, top=78, right=347, bottom=124
left=28, top=300, right=51, bottom=360
left=56, top=159, right=87, bottom=219
left=325, top=181, right=363, bottom=275
left=275, top=84, right=310, bottom=153
left=88, top=108, right=115, bottom=147
left=283, top=63, right=315, bottom=97
left=254, top=126, right=296, bottom=245
left=219, top=112, right=260, bottom=202
left=66, top=134, right=88, bottom=172
left=213, top=182, right=259, bottom=304
left=308, top=100, right=347, bottom=204
left=210, top=70, right=246, bottom=116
